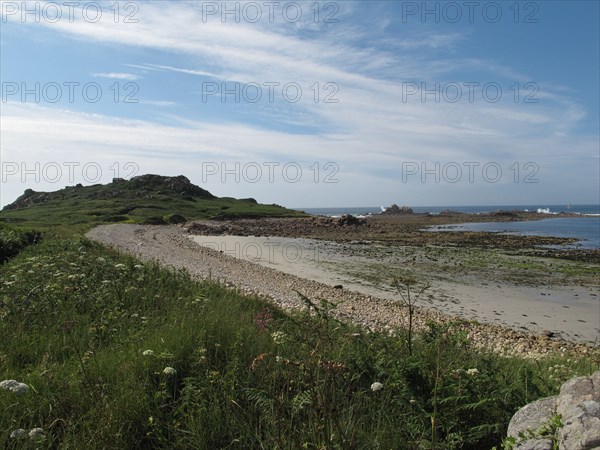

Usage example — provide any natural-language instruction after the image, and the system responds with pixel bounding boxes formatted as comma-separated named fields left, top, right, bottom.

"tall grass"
left=1, top=239, right=597, bottom=449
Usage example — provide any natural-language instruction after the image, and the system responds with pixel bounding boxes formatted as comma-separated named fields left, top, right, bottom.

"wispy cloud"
left=1, top=1, right=597, bottom=206
left=93, top=72, right=139, bottom=80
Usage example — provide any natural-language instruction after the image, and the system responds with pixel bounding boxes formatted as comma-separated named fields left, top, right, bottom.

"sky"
left=1, top=0, right=599, bottom=208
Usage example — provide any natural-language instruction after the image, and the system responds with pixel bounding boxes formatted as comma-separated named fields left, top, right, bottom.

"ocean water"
left=429, top=218, right=600, bottom=249
left=294, top=205, right=600, bottom=249
left=296, top=204, right=600, bottom=217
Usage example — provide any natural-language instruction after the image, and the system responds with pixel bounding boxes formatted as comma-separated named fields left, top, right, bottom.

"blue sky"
left=1, top=0, right=598, bottom=208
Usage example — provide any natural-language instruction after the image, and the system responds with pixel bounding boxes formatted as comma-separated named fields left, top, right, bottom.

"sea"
left=293, top=205, right=600, bottom=250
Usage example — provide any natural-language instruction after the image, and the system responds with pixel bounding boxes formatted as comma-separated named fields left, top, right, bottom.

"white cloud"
left=93, top=72, right=139, bottom=81
left=1, top=1, right=597, bottom=207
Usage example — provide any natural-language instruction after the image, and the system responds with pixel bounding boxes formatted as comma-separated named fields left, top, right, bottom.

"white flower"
left=370, top=382, right=384, bottom=392
left=114, top=263, right=126, bottom=269
left=466, top=368, right=479, bottom=377
left=0, top=379, right=29, bottom=396
left=134, top=264, right=144, bottom=269
left=163, top=367, right=177, bottom=376
left=10, top=429, right=27, bottom=439
left=28, top=428, right=45, bottom=441
left=142, top=350, right=154, bottom=356
left=271, top=331, right=287, bottom=345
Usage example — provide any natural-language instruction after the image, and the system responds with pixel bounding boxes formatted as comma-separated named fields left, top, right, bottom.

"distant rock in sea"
left=380, top=204, right=414, bottom=215
left=438, top=209, right=464, bottom=216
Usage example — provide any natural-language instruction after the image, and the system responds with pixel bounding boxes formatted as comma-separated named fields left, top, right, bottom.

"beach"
left=189, top=234, right=599, bottom=344
left=87, top=219, right=600, bottom=356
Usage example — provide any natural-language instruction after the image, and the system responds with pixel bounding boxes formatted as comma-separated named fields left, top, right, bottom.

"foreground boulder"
left=507, top=370, right=600, bottom=449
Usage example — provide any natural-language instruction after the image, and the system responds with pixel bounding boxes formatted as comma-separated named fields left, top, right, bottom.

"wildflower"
left=142, top=350, right=155, bottom=356
left=409, top=399, right=417, bottom=404
left=254, top=309, right=273, bottom=331
left=0, top=379, right=29, bottom=396
left=10, top=429, right=27, bottom=439
left=134, top=264, right=144, bottom=269
left=271, top=331, right=287, bottom=345
left=371, top=382, right=384, bottom=392
left=28, top=428, right=45, bottom=441
left=114, top=263, right=126, bottom=269
left=163, top=367, right=177, bottom=376
left=466, top=368, right=479, bottom=377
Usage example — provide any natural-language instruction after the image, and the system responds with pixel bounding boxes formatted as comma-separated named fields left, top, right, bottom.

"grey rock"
left=508, top=396, right=557, bottom=448
left=515, top=439, right=554, bottom=450
left=508, top=370, right=600, bottom=450
left=557, top=373, right=600, bottom=450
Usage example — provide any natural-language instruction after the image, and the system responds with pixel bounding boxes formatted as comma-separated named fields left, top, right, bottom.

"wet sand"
left=190, top=235, right=600, bottom=344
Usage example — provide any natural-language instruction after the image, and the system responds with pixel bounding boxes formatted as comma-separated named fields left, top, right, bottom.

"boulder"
left=506, top=370, right=600, bottom=450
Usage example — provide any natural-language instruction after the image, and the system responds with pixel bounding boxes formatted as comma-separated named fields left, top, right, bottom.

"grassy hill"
left=0, top=174, right=304, bottom=236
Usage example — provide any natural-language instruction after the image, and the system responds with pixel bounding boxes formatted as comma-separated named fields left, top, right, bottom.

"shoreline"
left=190, top=234, right=600, bottom=344
left=87, top=224, right=600, bottom=357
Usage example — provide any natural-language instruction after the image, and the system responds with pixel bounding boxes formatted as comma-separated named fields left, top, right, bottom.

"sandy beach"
left=190, top=235, right=600, bottom=344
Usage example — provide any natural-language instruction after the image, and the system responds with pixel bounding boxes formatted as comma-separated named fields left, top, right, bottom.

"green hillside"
left=0, top=174, right=304, bottom=236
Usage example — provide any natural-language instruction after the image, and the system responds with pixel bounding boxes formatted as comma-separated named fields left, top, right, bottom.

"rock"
left=337, top=214, right=362, bottom=226
left=438, top=209, right=464, bottom=216
left=516, top=439, right=554, bottom=450
left=507, top=396, right=557, bottom=449
left=507, top=370, right=600, bottom=450
left=557, top=372, right=600, bottom=450
left=381, top=204, right=413, bottom=215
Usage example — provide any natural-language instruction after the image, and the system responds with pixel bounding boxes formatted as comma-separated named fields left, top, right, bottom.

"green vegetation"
left=1, top=239, right=598, bottom=449
left=1, top=175, right=598, bottom=448
left=0, top=175, right=304, bottom=237
left=0, top=223, right=40, bottom=263
left=497, top=414, right=563, bottom=450
left=321, top=244, right=600, bottom=289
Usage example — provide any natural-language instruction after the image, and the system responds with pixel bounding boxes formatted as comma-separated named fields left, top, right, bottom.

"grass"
left=1, top=238, right=598, bottom=449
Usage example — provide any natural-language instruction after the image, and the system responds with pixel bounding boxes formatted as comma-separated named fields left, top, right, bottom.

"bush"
left=0, top=223, right=40, bottom=263
left=163, top=213, right=187, bottom=224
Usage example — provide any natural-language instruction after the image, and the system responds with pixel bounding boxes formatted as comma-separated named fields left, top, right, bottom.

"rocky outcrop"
left=381, top=204, right=413, bottom=215
left=507, top=371, right=600, bottom=449
left=186, top=214, right=366, bottom=237
left=2, top=175, right=215, bottom=211
left=126, top=174, right=214, bottom=199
